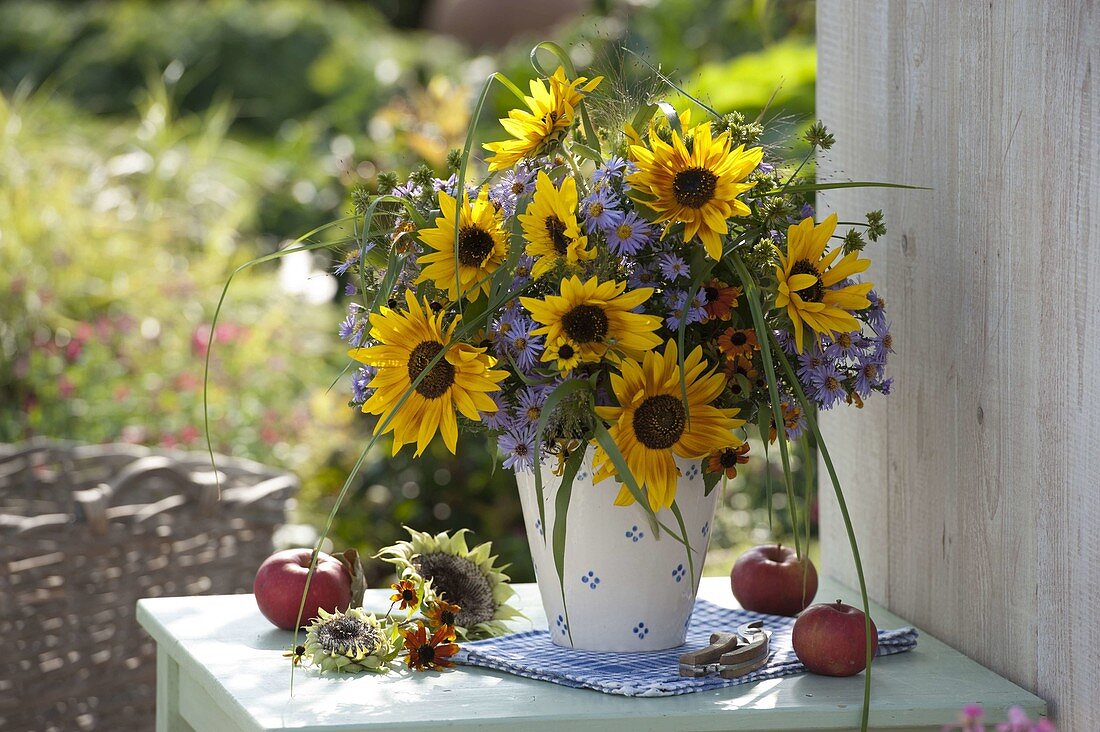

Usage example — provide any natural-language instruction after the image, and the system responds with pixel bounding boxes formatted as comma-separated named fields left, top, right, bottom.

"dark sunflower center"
left=672, top=166, right=718, bottom=208
left=545, top=216, right=571, bottom=255
left=558, top=343, right=575, bottom=359
left=789, top=259, right=825, bottom=303
left=412, top=553, right=495, bottom=627
left=719, top=449, right=739, bottom=468
left=632, top=394, right=687, bottom=450
left=704, top=286, right=720, bottom=302
left=316, top=617, right=381, bottom=655
left=407, top=341, right=456, bottom=399
left=418, top=645, right=435, bottom=662
left=401, top=589, right=416, bottom=602
left=561, top=304, right=609, bottom=344
left=731, top=331, right=747, bottom=346
left=458, top=225, right=496, bottom=267
left=441, top=610, right=456, bottom=625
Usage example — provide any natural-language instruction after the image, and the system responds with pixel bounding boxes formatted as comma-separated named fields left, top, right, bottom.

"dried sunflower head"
left=377, top=527, right=521, bottom=639
left=303, top=607, right=400, bottom=674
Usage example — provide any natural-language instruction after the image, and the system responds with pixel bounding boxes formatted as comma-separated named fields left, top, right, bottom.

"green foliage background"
left=0, top=0, right=816, bottom=586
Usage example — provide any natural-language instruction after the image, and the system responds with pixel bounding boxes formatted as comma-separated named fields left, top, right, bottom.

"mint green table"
left=136, top=577, right=1046, bottom=731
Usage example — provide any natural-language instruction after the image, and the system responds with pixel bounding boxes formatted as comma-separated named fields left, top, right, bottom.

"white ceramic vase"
left=515, top=445, right=718, bottom=652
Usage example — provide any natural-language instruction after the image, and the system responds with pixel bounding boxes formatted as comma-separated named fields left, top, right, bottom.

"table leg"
left=156, top=646, right=193, bottom=732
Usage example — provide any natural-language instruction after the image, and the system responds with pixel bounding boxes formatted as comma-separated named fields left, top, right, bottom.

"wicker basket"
left=0, top=440, right=298, bottom=732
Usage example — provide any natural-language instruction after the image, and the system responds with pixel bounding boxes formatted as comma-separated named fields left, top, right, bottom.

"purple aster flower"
left=512, top=254, right=536, bottom=288
left=507, top=318, right=544, bottom=372
left=853, top=357, right=884, bottom=398
left=627, top=261, right=661, bottom=290
left=334, top=249, right=361, bottom=276
left=344, top=282, right=357, bottom=296
left=513, top=386, right=550, bottom=428
left=581, top=187, right=623, bottom=234
left=592, top=156, right=635, bottom=186
left=665, top=289, right=707, bottom=330
left=758, top=162, right=775, bottom=174
left=869, top=328, right=894, bottom=363
left=607, top=210, right=656, bottom=256
left=823, top=331, right=866, bottom=361
left=480, top=392, right=515, bottom=431
left=865, top=289, right=888, bottom=332
left=393, top=181, right=422, bottom=200
left=431, top=174, right=458, bottom=198
left=499, top=426, right=537, bottom=472
left=800, top=202, right=815, bottom=220
left=796, top=345, right=830, bottom=387
left=338, top=306, right=367, bottom=347
left=879, top=377, right=893, bottom=395
left=813, top=363, right=847, bottom=409
left=350, top=366, right=375, bottom=404
left=658, top=252, right=690, bottom=281
left=773, top=329, right=798, bottom=355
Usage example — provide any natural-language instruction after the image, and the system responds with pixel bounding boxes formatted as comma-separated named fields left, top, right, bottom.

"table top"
left=137, top=576, right=1046, bottom=731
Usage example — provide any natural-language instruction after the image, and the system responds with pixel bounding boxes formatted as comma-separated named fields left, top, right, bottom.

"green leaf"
left=551, top=447, right=584, bottom=646
left=670, top=500, right=697, bottom=594
left=768, top=181, right=929, bottom=195
left=532, top=380, right=593, bottom=546
left=703, top=469, right=721, bottom=497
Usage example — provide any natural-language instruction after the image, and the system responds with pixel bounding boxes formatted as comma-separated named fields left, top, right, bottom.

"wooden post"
left=816, top=1, right=1099, bottom=728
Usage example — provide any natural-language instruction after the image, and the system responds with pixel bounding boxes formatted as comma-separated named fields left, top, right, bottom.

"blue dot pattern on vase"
left=581, top=570, right=600, bottom=589
left=535, top=518, right=543, bottom=536
left=577, top=471, right=589, bottom=480
left=555, top=614, right=568, bottom=635
left=632, top=621, right=649, bottom=639
left=672, top=563, right=686, bottom=583
left=701, top=520, right=709, bottom=537
left=685, top=464, right=700, bottom=480
left=624, top=525, right=645, bottom=542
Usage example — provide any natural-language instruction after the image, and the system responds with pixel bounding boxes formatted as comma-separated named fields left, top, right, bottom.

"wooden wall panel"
left=816, top=2, right=1099, bottom=728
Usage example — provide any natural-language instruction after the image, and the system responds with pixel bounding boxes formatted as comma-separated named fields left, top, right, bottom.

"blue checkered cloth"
left=456, top=600, right=918, bottom=697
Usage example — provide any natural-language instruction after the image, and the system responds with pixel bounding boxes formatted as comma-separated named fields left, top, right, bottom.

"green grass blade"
left=532, top=379, right=594, bottom=545
left=729, top=252, right=802, bottom=559
left=670, top=500, right=696, bottom=594
left=769, top=331, right=873, bottom=732
left=767, top=181, right=929, bottom=195
left=551, top=448, right=584, bottom=646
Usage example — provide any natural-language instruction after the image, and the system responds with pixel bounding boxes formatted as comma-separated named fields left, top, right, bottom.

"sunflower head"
left=349, top=291, right=507, bottom=456
left=377, top=527, right=521, bottom=639
left=518, top=171, right=595, bottom=279
left=303, top=607, right=400, bottom=674
left=592, top=339, right=746, bottom=511
left=483, top=66, right=603, bottom=172
left=402, top=621, right=460, bottom=671
left=417, top=187, right=508, bottom=302
left=774, top=214, right=874, bottom=352
left=520, top=275, right=662, bottom=367
left=627, top=120, right=763, bottom=260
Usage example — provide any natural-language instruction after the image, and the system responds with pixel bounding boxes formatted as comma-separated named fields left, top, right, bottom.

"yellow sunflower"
left=627, top=121, right=763, bottom=260
left=592, top=340, right=745, bottom=511
left=483, top=66, right=602, bottom=172
left=518, top=171, right=594, bottom=279
left=774, top=214, right=874, bottom=352
left=350, top=291, right=507, bottom=457
left=520, top=276, right=661, bottom=366
left=417, top=188, right=508, bottom=302
left=542, top=337, right=582, bottom=375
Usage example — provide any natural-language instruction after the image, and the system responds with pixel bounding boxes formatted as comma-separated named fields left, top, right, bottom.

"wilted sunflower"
left=774, top=214, right=873, bottom=352
left=302, top=607, right=399, bottom=674
left=520, top=275, right=662, bottom=366
left=592, top=340, right=746, bottom=511
left=378, top=527, right=521, bottom=639
left=627, top=121, right=763, bottom=260
left=519, top=171, right=594, bottom=279
left=403, top=622, right=460, bottom=672
left=417, top=188, right=508, bottom=302
left=349, top=291, right=507, bottom=456
left=483, top=66, right=602, bottom=172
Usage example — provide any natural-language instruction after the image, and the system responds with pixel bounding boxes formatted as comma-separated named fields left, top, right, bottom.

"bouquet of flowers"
left=335, top=59, right=892, bottom=528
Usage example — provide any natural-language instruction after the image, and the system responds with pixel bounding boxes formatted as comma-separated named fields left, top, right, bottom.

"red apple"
left=792, top=600, right=879, bottom=676
left=253, top=548, right=352, bottom=630
left=731, top=544, right=818, bottom=616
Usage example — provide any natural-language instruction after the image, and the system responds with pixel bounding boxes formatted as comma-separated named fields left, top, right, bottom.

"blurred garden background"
left=0, top=0, right=817, bottom=587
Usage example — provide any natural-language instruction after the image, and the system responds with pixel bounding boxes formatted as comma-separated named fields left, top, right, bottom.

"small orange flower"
left=769, top=400, right=804, bottom=443
left=424, top=597, right=462, bottom=639
left=718, top=327, right=759, bottom=360
left=700, top=280, right=741, bottom=321
left=390, top=579, right=420, bottom=610
left=403, top=622, right=460, bottom=671
left=706, top=444, right=751, bottom=479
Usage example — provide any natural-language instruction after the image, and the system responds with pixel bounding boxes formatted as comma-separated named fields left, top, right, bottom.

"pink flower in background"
left=192, top=322, right=247, bottom=356
left=178, top=425, right=200, bottom=444
left=58, top=376, right=75, bottom=399
left=174, top=372, right=200, bottom=391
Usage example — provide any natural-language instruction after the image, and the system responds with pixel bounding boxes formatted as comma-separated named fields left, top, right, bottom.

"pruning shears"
left=678, top=620, right=771, bottom=679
